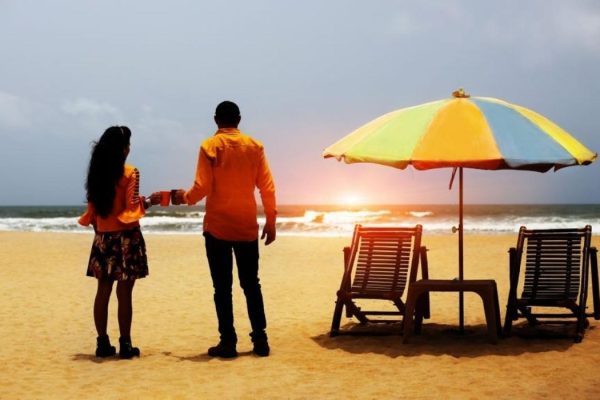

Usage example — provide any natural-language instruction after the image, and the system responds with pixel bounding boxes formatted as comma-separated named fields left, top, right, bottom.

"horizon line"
left=1, top=202, right=600, bottom=207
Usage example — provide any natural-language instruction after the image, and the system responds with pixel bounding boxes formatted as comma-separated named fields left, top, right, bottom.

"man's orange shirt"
left=184, top=128, right=276, bottom=241
left=78, top=164, right=146, bottom=232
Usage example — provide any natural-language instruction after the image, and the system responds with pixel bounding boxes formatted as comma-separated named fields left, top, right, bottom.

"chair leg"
left=504, top=248, right=519, bottom=336
left=503, top=300, right=517, bottom=336
left=574, top=301, right=588, bottom=343
left=419, top=248, right=431, bottom=319
left=575, top=321, right=586, bottom=343
left=330, top=296, right=345, bottom=337
left=414, top=292, right=428, bottom=334
left=402, top=287, right=422, bottom=343
left=590, top=248, right=600, bottom=320
left=575, top=313, right=586, bottom=343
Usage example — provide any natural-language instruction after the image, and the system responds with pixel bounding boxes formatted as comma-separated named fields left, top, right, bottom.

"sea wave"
left=408, top=211, right=434, bottom=218
left=0, top=217, right=85, bottom=232
left=1, top=213, right=599, bottom=236
left=300, top=209, right=391, bottom=224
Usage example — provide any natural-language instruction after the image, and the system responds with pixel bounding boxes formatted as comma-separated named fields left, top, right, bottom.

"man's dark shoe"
left=252, top=338, right=270, bottom=357
left=208, top=342, right=238, bottom=358
left=95, top=335, right=116, bottom=358
left=119, top=337, right=140, bottom=359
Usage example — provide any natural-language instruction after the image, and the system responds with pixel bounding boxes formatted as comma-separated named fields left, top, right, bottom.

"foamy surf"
left=0, top=205, right=598, bottom=236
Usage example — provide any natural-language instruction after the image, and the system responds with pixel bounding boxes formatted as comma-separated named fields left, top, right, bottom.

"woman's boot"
left=119, top=336, right=140, bottom=359
left=95, top=335, right=116, bottom=358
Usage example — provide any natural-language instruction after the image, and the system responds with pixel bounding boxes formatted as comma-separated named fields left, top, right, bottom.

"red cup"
left=160, top=191, right=170, bottom=207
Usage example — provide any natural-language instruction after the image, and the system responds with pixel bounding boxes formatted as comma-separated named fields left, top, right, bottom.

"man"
left=173, top=101, right=276, bottom=358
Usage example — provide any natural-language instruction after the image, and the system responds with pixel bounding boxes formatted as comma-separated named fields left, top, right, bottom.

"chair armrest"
left=343, top=246, right=351, bottom=270
left=508, top=247, right=518, bottom=270
left=341, top=246, right=352, bottom=292
left=420, top=246, right=429, bottom=280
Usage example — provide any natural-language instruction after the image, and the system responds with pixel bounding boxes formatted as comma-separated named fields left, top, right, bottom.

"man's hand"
left=149, top=192, right=162, bottom=205
left=171, top=189, right=186, bottom=205
left=261, top=221, right=276, bottom=245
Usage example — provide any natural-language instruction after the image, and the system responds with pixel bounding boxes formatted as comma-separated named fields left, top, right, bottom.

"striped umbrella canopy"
left=323, top=89, right=596, bottom=171
left=323, top=89, right=596, bottom=332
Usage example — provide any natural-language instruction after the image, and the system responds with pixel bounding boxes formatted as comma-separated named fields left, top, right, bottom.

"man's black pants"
left=204, top=232, right=267, bottom=344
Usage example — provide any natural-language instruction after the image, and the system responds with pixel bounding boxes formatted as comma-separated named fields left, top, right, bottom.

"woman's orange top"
left=78, top=164, right=146, bottom=232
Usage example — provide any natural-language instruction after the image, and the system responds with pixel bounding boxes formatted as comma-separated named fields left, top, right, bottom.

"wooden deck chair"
left=330, top=224, right=429, bottom=336
left=503, top=226, right=600, bottom=343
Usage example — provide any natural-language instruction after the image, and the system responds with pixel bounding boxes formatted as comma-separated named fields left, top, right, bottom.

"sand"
left=1, top=231, right=600, bottom=399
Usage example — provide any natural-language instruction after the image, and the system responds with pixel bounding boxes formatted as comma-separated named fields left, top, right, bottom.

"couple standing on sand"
left=78, top=101, right=276, bottom=359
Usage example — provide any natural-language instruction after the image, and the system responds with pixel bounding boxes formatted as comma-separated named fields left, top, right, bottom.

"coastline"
left=1, top=231, right=600, bottom=399
left=1, top=204, right=600, bottom=236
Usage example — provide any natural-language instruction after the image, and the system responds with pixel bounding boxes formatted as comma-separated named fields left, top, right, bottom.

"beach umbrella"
left=323, top=88, right=597, bottom=332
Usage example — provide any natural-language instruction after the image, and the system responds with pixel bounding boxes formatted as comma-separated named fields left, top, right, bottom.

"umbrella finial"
left=452, top=88, right=470, bottom=98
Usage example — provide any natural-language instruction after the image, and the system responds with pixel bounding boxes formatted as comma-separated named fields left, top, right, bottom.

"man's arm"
left=257, top=148, right=276, bottom=245
left=174, top=146, right=213, bottom=205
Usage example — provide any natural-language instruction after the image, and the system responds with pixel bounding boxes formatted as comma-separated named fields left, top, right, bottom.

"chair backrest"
left=515, top=226, right=592, bottom=303
left=344, top=225, right=422, bottom=298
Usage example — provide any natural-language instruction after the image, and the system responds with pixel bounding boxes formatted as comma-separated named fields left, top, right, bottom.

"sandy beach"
left=1, top=231, right=600, bottom=399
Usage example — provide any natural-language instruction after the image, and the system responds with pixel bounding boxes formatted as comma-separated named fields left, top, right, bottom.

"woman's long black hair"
left=85, top=126, right=131, bottom=218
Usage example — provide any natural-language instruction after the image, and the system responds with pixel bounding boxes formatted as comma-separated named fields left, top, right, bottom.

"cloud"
left=134, top=116, right=187, bottom=146
left=131, top=105, right=197, bottom=153
left=61, top=98, right=118, bottom=117
left=0, top=91, right=31, bottom=129
left=61, top=97, right=122, bottom=133
left=381, top=1, right=600, bottom=68
left=555, top=3, right=600, bottom=52
left=386, top=1, right=465, bottom=36
left=388, top=12, right=423, bottom=36
left=480, top=1, right=600, bottom=66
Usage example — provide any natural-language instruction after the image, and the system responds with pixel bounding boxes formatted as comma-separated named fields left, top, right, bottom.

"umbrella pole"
left=459, top=167, right=465, bottom=333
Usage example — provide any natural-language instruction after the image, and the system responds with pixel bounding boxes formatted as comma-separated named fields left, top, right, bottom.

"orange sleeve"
left=117, top=167, right=146, bottom=224
left=184, top=146, right=213, bottom=205
left=256, top=148, right=277, bottom=222
left=78, top=202, right=97, bottom=227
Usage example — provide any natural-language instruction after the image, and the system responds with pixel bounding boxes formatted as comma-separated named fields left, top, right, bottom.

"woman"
left=79, top=126, right=160, bottom=359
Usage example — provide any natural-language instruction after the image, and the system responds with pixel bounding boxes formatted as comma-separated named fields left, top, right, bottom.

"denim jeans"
left=203, top=232, right=267, bottom=344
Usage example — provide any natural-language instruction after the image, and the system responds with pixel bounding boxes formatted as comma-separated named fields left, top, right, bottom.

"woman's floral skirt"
left=86, top=226, right=148, bottom=281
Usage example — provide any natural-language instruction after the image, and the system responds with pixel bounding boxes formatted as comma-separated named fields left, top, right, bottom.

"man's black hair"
left=215, top=101, right=240, bottom=126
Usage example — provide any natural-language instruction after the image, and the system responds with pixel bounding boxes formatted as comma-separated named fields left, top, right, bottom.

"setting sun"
left=338, top=193, right=366, bottom=206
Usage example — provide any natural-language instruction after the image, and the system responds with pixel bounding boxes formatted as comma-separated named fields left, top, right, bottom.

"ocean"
left=0, top=204, right=599, bottom=236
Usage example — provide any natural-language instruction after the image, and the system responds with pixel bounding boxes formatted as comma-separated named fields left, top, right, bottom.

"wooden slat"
left=519, top=229, right=586, bottom=304
left=350, top=227, right=417, bottom=295
left=333, top=224, right=425, bottom=334
left=354, top=277, right=407, bottom=283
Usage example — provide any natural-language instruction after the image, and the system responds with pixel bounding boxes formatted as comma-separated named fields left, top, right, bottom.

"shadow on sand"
left=71, top=350, right=258, bottom=363
left=312, top=321, right=593, bottom=358
left=164, top=350, right=254, bottom=362
left=71, top=353, right=121, bottom=363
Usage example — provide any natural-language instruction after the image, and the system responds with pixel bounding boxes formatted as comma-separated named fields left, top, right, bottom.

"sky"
left=0, top=0, right=599, bottom=206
